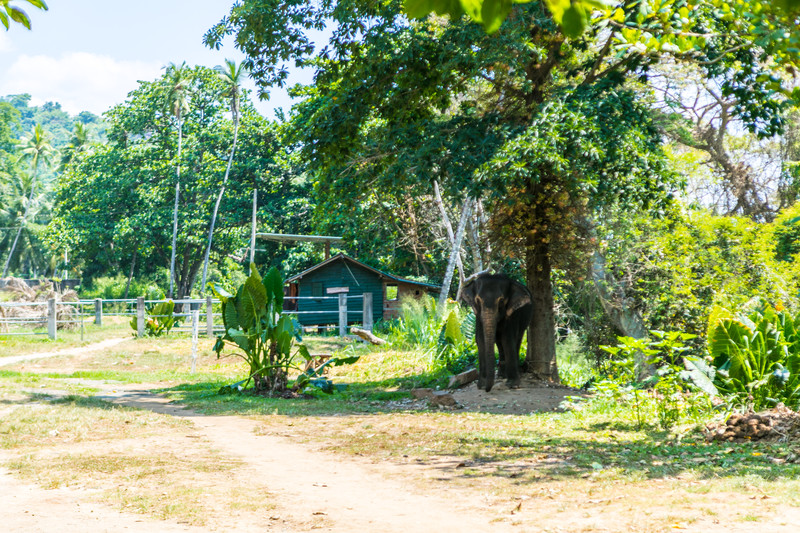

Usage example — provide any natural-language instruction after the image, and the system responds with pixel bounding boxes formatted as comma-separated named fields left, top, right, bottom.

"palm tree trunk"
left=3, top=166, right=39, bottom=277
left=249, top=189, right=257, bottom=265
left=200, top=117, right=240, bottom=290
left=168, top=117, right=183, bottom=299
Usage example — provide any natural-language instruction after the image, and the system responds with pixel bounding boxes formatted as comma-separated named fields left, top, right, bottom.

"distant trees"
left=3, top=123, right=53, bottom=276
left=49, top=65, right=298, bottom=298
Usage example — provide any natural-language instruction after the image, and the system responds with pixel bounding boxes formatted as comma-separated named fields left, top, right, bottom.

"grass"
left=0, top=317, right=133, bottom=356
left=3, top=331, right=800, bottom=529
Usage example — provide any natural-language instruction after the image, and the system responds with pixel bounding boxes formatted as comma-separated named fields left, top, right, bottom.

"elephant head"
left=461, top=273, right=532, bottom=392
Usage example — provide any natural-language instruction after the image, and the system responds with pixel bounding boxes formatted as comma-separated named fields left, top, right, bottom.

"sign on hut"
left=284, top=254, right=439, bottom=327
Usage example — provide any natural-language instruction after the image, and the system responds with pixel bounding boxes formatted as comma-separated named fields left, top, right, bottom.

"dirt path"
left=0, top=337, right=129, bottom=367
left=95, top=385, right=515, bottom=532
left=0, top=466, right=207, bottom=533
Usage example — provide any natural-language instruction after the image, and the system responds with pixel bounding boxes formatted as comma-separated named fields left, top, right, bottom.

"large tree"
left=209, top=0, right=800, bottom=381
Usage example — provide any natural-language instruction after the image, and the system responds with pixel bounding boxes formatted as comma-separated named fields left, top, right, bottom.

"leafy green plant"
left=212, top=265, right=359, bottom=395
left=130, top=300, right=178, bottom=337
left=708, top=302, right=800, bottom=410
left=598, top=331, right=713, bottom=430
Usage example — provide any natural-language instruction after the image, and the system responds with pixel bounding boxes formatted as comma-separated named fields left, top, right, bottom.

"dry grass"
left=0, top=395, right=276, bottom=527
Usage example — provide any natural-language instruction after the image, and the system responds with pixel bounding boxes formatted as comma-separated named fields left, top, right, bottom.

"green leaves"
left=0, top=0, right=48, bottom=31
left=211, top=264, right=355, bottom=395
left=403, top=0, right=597, bottom=35
left=708, top=303, right=800, bottom=409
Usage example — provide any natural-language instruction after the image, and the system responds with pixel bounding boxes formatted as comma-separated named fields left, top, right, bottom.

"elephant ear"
left=506, top=282, right=532, bottom=317
left=460, top=280, right=477, bottom=308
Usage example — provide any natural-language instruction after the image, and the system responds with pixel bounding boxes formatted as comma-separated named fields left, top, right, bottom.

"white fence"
left=0, top=293, right=375, bottom=340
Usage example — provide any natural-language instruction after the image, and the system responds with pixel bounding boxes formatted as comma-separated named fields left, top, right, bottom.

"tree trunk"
left=124, top=249, right=138, bottom=300
left=2, top=224, right=24, bottom=277
left=168, top=118, right=183, bottom=299
left=590, top=250, right=653, bottom=379
left=432, top=180, right=466, bottom=285
left=201, top=114, right=240, bottom=290
left=525, top=239, right=559, bottom=382
left=249, top=189, right=257, bottom=265
left=437, top=198, right=473, bottom=314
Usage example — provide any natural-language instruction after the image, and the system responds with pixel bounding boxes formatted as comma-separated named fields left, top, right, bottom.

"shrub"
left=708, top=302, right=800, bottom=410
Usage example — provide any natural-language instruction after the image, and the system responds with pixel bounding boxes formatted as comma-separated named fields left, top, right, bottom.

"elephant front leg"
left=475, top=322, right=487, bottom=390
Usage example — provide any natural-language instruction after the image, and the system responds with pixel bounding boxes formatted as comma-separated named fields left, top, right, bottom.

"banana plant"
left=130, top=300, right=178, bottom=337
left=213, top=264, right=311, bottom=393
left=708, top=303, right=800, bottom=409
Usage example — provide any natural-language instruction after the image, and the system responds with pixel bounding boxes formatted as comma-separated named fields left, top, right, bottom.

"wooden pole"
left=362, top=292, right=373, bottom=332
left=338, top=293, right=347, bottom=337
left=47, top=298, right=56, bottom=340
left=206, top=295, right=214, bottom=337
left=136, top=297, right=145, bottom=337
left=191, top=309, right=199, bottom=373
left=94, top=298, right=102, bottom=326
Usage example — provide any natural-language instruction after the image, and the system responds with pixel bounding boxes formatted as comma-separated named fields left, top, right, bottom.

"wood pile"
left=705, top=404, right=800, bottom=443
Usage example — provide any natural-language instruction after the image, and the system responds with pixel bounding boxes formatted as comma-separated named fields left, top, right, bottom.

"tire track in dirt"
left=0, top=337, right=129, bottom=367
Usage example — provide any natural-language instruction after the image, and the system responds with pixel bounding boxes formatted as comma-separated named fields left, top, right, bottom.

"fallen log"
left=448, top=368, right=479, bottom=389
left=351, top=327, right=387, bottom=345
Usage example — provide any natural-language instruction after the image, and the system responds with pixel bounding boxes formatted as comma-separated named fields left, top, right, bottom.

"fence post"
left=136, top=297, right=145, bottom=337
left=47, top=298, right=57, bottom=340
left=191, top=309, right=200, bottom=373
left=338, top=293, right=347, bottom=337
left=206, top=295, right=214, bottom=337
left=94, top=298, right=102, bottom=326
left=363, top=292, right=373, bottom=332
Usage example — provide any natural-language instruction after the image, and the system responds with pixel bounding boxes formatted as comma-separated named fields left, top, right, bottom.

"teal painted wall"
left=293, top=260, right=385, bottom=326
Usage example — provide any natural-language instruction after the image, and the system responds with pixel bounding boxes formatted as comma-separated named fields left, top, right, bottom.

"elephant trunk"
left=482, top=314, right=497, bottom=392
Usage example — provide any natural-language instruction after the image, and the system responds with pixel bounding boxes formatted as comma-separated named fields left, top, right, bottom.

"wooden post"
left=362, top=292, right=373, bottom=332
left=136, top=297, right=145, bottom=337
left=191, top=309, right=200, bottom=373
left=325, top=241, right=331, bottom=260
left=94, top=298, right=102, bottom=326
left=338, top=293, right=347, bottom=337
left=206, top=295, right=214, bottom=337
left=47, top=298, right=56, bottom=340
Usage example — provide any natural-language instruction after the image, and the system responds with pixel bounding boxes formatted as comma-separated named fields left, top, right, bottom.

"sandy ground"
left=4, top=341, right=800, bottom=532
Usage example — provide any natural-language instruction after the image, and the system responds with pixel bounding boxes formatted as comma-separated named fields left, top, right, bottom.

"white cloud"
left=0, top=52, right=162, bottom=115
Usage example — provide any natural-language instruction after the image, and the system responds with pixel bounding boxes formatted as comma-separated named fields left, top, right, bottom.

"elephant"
left=460, top=273, right=533, bottom=392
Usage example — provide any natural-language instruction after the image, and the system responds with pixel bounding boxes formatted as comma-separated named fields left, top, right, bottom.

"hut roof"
left=285, top=253, right=440, bottom=291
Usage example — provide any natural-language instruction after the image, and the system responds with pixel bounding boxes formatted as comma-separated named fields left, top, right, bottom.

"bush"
left=79, top=275, right=164, bottom=300
left=381, top=295, right=478, bottom=374
left=708, top=301, right=800, bottom=410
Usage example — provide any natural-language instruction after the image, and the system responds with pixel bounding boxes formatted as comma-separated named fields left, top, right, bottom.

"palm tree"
left=164, top=61, right=192, bottom=298
left=58, top=122, right=91, bottom=171
left=200, top=60, right=247, bottom=291
left=3, top=124, right=54, bottom=277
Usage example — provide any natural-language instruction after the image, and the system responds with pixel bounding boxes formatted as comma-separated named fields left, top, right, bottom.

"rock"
left=410, top=388, right=457, bottom=408
left=431, top=391, right=457, bottom=407
left=411, top=388, right=434, bottom=400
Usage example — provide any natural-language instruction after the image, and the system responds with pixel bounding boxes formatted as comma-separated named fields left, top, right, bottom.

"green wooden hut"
left=284, top=253, right=439, bottom=327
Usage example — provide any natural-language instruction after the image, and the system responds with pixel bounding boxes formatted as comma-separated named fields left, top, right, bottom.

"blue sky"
left=0, top=1, right=314, bottom=118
